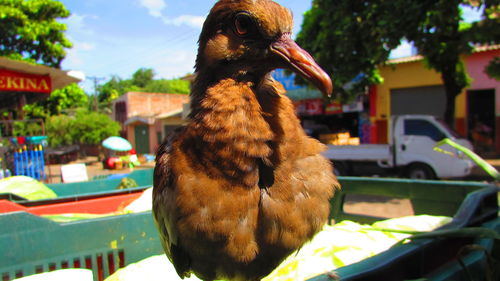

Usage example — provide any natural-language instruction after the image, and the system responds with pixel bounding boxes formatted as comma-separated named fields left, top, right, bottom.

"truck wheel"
left=406, top=163, right=435, bottom=180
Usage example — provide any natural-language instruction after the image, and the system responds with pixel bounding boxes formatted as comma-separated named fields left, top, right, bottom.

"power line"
left=87, top=76, right=105, bottom=111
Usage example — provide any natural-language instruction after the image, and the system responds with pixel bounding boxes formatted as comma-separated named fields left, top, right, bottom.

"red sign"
left=0, top=69, right=51, bottom=94
left=294, top=99, right=325, bottom=116
left=325, top=101, right=343, bottom=115
left=305, top=99, right=324, bottom=115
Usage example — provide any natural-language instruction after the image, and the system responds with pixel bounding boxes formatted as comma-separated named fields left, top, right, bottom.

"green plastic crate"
left=0, top=177, right=498, bottom=281
left=0, top=169, right=154, bottom=208
left=317, top=178, right=500, bottom=281
left=0, top=169, right=154, bottom=203
left=330, top=177, right=491, bottom=224
left=0, top=212, right=162, bottom=281
left=47, top=169, right=153, bottom=198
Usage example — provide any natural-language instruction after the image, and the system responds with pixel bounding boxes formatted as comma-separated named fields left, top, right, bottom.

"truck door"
left=395, top=118, right=452, bottom=177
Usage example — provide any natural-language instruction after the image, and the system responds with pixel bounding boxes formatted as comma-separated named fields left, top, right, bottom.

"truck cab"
left=323, top=115, right=475, bottom=179
left=392, top=115, right=474, bottom=179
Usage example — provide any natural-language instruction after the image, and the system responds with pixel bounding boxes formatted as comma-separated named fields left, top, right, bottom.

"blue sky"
left=57, top=0, right=482, bottom=93
left=59, top=0, right=315, bottom=92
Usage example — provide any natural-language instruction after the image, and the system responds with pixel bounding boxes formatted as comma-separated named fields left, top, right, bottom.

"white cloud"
left=62, top=13, right=97, bottom=68
left=64, top=41, right=96, bottom=67
left=139, top=0, right=167, bottom=18
left=137, top=0, right=204, bottom=28
left=161, top=15, right=206, bottom=29
left=65, top=13, right=85, bottom=29
left=77, top=42, right=96, bottom=51
left=65, top=48, right=83, bottom=66
left=150, top=49, right=197, bottom=78
left=63, top=13, right=96, bottom=36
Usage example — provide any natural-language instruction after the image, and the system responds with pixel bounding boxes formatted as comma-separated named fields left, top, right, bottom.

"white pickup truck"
left=322, top=115, right=475, bottom=179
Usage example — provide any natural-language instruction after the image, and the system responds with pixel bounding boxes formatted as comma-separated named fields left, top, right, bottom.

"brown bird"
left=152, top=0, right=339, bottom=280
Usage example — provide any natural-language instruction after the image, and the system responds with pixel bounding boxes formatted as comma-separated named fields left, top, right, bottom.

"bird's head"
left=195, top=0, right=332, bottom=96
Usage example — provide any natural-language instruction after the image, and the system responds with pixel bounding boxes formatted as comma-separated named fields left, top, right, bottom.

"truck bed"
left=322, top=144, right=391, bottom=162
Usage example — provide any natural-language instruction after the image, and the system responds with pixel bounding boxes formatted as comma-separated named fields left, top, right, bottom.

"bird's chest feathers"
left=189, top=78, right=280, bottom=186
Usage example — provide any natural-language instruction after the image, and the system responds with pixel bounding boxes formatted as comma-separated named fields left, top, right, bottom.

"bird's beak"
left=270, top=33, right=333, bottom=97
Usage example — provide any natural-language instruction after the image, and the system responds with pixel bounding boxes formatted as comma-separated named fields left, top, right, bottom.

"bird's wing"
left=152, top=127, right=192, bottom=278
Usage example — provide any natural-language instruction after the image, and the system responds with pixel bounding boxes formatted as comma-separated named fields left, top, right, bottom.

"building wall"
left=112, top=92, right=190, bottom=154
left=148, top=123, right=157, bottom=154
left=127, top=125, right=135, bottom=150
left=463, top=49, right=500, bottom=152
left=377, top=59, right=443, bottom=120
left=125, top=92, right=189, bottom=118
left=127, top=117, right=188, bottom=155
left=372, top=59, right=443, bottom=144
left=465, top=50, right=500, bottom=96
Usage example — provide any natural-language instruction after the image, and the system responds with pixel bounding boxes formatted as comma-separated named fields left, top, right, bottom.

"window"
left=115, top=102, right=127, bottom=123
left=404, top=120, right=446, bottom=142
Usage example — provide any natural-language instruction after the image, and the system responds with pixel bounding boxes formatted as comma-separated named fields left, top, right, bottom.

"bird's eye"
left=234, top=13, right=253, bottom=37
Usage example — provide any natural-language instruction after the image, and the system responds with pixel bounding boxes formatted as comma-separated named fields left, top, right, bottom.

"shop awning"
left=0, top=57, right=83, bottom=109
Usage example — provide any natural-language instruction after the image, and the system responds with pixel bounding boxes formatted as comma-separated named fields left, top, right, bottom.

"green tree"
left=45, top=114, right=73, bottom=147
left=0, top=0, right=72, bottom=67
left=45, top=109, right=120, bottom=147
left=70, top=109, right=120, bottom=145
left=297, top=0, right=500, bottom=127
left=97, top=75, right=140, bottom=103
left=23, top=83, right=88, bottom=119
left=97, top=70, right=191, bottom=104
left=485, top=56, right=500, bottom=80
left=12, top=120, right=42, bottom=136
left=132, top=67, right=155, bottom=88
left=144, top=79, right=190, bottom=94
left=296, top=0, right=415, bottom=100
left=406, top=1, right=499, bottom=126
left=97, top=76, right=124, bottom=103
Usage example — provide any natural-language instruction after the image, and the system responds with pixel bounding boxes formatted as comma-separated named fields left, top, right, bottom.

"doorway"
left=134, top=125, right=150, bottom=154
left=467, top=89, right=495, bottom=154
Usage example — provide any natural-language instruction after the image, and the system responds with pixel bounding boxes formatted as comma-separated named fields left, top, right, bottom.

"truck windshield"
left=404, top=119, right=446, bottom=142
left=436, top=120, right=461, bottom=138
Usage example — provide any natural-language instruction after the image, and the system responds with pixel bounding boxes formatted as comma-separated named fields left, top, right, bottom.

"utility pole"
left=87, top=76, right=105, bottom=112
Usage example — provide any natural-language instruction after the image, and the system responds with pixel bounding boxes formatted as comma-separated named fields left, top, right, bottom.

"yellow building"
left=371, top=46, right=500, bottom=154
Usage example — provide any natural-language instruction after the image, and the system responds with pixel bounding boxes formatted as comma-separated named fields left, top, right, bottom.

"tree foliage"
left=405, top=1, right=497, bottom=125
left=97, top=76, right=133, bottom=104
left=46, top=108, right=120, bottom=147
left=297, top=0, right=413, bottom=100
left=97, top=68, right=190, bottom=104
left=23, top=83, right=88, bottom=119
left=71, top=109, right=121, bottom=145
left=45, top=114, right=73, bottom=147
left=143, top=79, right=190, bottom=94
left=485, top=56, right=500, bottom=80
left=12, top=120, right=42, bottom=136
left=297, top=0, right=500, bottom=126
left=132, top=67, right=155, bottom=88
left=0, top=0, right=72, bottom=68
